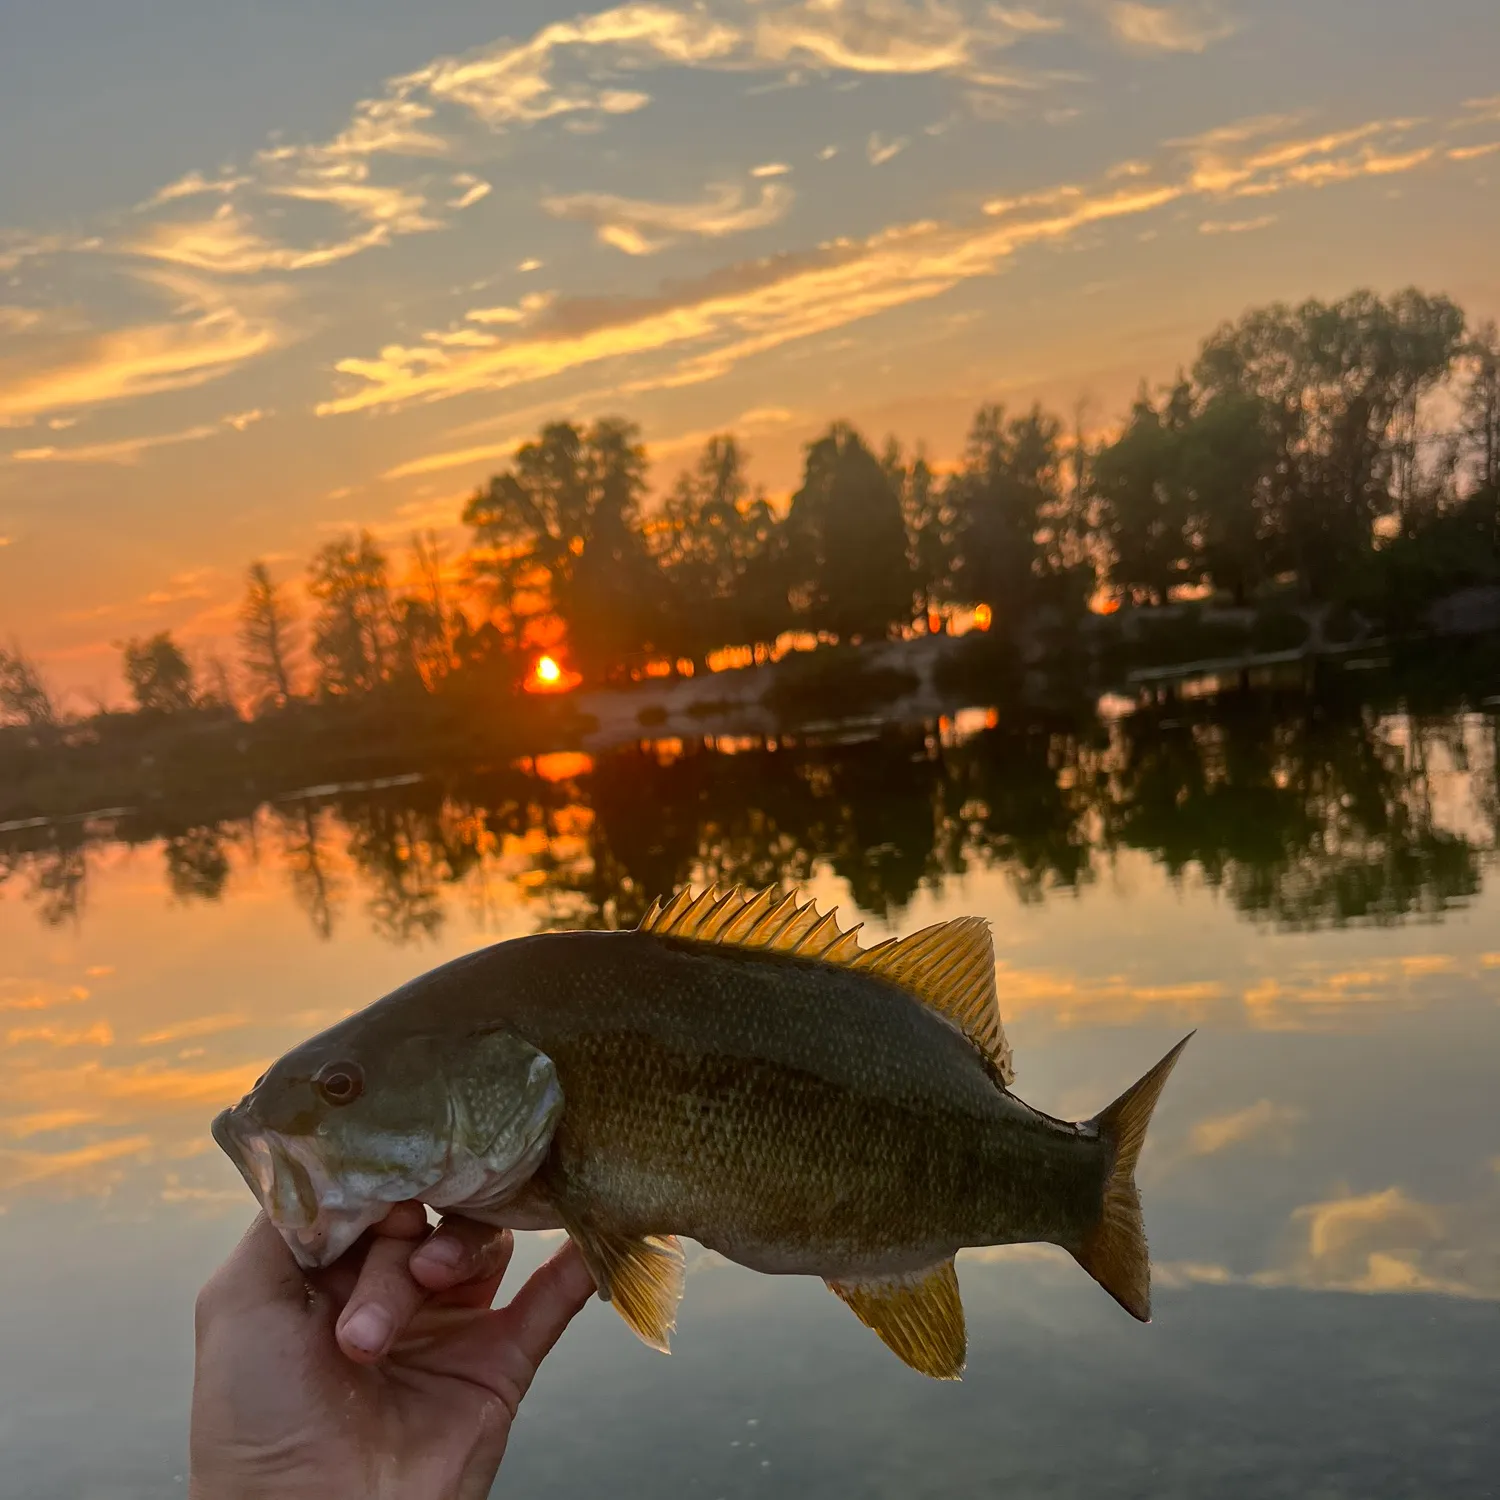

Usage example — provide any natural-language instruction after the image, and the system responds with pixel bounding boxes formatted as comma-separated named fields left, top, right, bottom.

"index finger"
left=424, top=1238, right=597, bottom=1408
left=492, top=1238, right=598, bottom=1371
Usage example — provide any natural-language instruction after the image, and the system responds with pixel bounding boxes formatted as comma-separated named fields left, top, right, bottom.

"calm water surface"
left=2, top=698, right=1498, bottom=1498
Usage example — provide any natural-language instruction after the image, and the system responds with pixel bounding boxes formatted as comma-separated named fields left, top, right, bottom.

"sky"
left=2, top=0, right=1499, bottom=701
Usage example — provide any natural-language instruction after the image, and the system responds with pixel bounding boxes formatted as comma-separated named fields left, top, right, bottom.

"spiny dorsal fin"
left=827, top=1260, right=967, bottom=1380
left=639, top=885, right=1012, bottom=1084
left=565, top=1223, right=685, bottom=1354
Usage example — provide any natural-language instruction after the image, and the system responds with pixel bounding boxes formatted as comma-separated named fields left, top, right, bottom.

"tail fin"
left=1071, top=1033, right=1193, bottom=1323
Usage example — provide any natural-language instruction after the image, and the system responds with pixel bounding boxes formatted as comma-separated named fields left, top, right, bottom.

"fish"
left=212, top=884, right=1191, bottom=1379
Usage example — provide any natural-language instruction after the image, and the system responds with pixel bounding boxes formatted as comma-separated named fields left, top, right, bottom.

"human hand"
left=190, top=1203, right=596, bottom=1500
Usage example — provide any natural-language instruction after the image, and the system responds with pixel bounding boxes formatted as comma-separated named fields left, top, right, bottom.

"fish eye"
left=313, top=1060, right=364, bottom=1107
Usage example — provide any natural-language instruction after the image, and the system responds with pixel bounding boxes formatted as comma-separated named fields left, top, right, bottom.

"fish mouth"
left=212, top=1106, right=390, bottom=1270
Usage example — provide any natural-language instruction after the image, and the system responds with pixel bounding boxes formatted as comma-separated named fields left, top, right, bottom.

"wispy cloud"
left=0, top=1109, right=102, bottom=1140
left=0, top=272, right=284, bottom=424
left=404, top=5, right=738, bottom=127
left=0, top=1134, right=152, bottom=1194
left=11, top=409, right=266, bottom=465
left=323, top=106, right=1451, bottom=418
left=543, top=179, right=794, bottom=254
left=6, top=1021, right=114, bottom=1048
left=753, top=0, right=976, bottom=74
left=1106, top=1, right=1236, bottom=54
left=1187, top=1098, right=1303, bottom=1155
left=867, top=132, right=909, bottom=165
left=103, top=3, right=1070, bottom=288
left=136, top=1012, right=247, bottom=1046
left=1199, top=213, right=1277, bottom=233
left=447, top=173, right=493, bottom=209
left=125, top=196, right=432, bottom=275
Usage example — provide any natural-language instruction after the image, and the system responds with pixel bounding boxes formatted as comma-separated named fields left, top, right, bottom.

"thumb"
left=197, top=1212, right=313, bottom=1323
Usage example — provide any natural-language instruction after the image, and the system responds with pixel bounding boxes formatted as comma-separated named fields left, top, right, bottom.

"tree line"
left=3, top=284, right=1500, bottom=727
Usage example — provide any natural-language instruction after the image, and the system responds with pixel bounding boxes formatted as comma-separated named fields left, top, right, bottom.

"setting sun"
left=525, top=652, right=581, bottom=694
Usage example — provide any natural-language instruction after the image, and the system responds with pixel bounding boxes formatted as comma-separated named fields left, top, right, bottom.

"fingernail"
left=341, top=1304, right=393, bottom=1355
left=413, top=1237, right=464, bottom=1274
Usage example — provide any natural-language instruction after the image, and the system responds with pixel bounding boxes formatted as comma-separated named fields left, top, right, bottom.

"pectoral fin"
left=567, top=1223, right=685, bottom=1353
left=826, top=1260, right=967, bottom=1380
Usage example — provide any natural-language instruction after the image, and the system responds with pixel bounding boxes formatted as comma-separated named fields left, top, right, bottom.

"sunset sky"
left=2, top=0, right=1498, bottom=701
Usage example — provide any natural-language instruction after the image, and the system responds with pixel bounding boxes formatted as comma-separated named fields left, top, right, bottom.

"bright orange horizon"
left=2, top=1, right=1498, bottom=704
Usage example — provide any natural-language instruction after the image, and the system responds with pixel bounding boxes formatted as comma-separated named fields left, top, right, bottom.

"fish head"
left=212, top=1018, right=563, bottom=1270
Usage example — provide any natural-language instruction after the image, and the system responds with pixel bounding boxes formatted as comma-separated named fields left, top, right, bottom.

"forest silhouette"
left=4, top=285, right=1500, bottom=823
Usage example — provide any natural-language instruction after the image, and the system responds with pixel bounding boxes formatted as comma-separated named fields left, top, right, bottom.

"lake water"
left=2, top=691, right=1498, bottom=1498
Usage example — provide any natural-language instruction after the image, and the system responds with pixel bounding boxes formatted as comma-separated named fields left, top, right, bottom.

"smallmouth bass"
left=213, top=884, right=1190, bottom=1378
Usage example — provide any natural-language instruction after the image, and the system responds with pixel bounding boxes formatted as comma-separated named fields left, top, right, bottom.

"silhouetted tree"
left=307, top=530, right=395, bottom=695
left=1091, top=381, right=1194, bottom=605
left=784, top=424, right=913, bottom=640
left=653, top=435, right=783, bottom=665
left=394, top=531, right=462, bottom=689
left=122, top=632, right=197, bottom=713
left=946, top=405, right=1070, bottom=624
left=1194, top=288, right=1465, bottom=594
left=238, top=561, right=299, bottom=711
left=464, top=419, right=661, bottom=678
left=0, top=642, right=57, bottom=728
left=1179, top=391, right=1277, bottom=604
left=1462, top=320, right=1500, bottom=544
left=884, top=440, right=953, bottom=625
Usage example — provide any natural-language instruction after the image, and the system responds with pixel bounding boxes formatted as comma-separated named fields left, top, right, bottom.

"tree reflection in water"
left=2, top=691, right=1494, bottom=942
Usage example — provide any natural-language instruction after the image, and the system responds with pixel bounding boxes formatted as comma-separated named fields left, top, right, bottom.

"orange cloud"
left=5, top=1021, right=114, bottom=1048
left=0, top=1134, right=152, bottom=1193
left=1187, top=1098, right=1304, bottom=1156
left=754, top=0, right=975, bottom=74
left=0, top=1109, right=102, bottom=1139
left=136, top=1012, right=248, bottom=1046
left=0, top=272, right=283, bottom=423
left=543, top=180, right=794, bottom=254
left=11, top=409, right=266, bottom=466
left=321, top=106, right=1453, bottom=416
left=1107, top=2, right=1236, bottom=53
left=1199, top=213, right=1277, bottom=234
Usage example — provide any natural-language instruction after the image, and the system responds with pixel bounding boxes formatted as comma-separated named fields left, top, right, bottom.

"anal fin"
left=826, top=1260, right=967, bottom=1380
left=567, top=1223, right=685, bottom=1354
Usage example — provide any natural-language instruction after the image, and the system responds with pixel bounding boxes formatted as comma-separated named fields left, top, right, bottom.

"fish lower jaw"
left=274, top=1205, right=390, bottom=1270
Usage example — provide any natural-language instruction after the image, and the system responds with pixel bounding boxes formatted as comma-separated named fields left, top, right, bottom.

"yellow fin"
left=854, top=917, right=1011, bottom=1084
left=568, top=1226, right=685, bottom=1353
left=827, top=1260, right=967, bottom=1380
left=1071, top=1032, right=1193, bottom=1323
left=640, top=885, right=1012, bottom=1082
left=640, top=884, right=866, bottom=961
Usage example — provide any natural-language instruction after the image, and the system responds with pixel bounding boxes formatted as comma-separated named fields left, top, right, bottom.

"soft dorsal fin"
left=854, top=917, right=1012, bottom=1085
left=639, top=885, right=1012, bottom=1084
left=827, top=1260, right=967, bottom=1379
